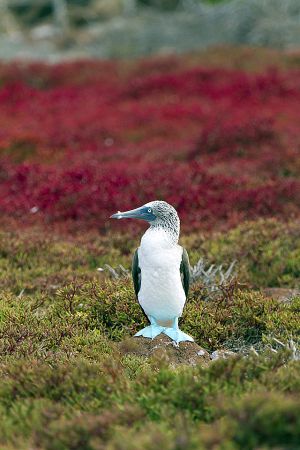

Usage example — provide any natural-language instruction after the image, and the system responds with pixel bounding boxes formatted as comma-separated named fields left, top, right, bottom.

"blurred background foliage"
left=1, top=0, right=300, bottom=59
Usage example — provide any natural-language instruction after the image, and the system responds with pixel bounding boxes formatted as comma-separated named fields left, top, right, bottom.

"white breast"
left=137, top=228, right=186, bottom=322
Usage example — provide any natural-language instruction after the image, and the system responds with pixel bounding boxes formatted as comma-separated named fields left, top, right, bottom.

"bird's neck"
left=142, top=219, right=180, bottom=247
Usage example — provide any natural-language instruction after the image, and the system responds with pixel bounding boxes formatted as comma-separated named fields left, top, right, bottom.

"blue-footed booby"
left=110, top=200, right=193, bottom=343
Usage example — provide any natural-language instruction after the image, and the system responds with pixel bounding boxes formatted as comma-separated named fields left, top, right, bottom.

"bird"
left=110, top=200, right=194, bottom=343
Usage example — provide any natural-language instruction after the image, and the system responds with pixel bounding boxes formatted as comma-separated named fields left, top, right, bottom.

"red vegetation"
left=0, top=57, right=299, bottom=232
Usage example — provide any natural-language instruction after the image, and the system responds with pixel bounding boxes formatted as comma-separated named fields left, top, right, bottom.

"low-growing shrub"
left=0, top=349, right=299, bottom=449
left=1, top=57, right=300, bottom=232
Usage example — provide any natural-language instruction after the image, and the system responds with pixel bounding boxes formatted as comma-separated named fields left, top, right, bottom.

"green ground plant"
left=184, top=218, right=300, bottom=288
left=0, top=218, right=299, bottom=449
left=1, top=218, right=299, bottom=295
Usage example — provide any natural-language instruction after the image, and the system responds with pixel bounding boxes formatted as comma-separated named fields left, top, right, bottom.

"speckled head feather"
left=145, top=200, right=180, bottom=243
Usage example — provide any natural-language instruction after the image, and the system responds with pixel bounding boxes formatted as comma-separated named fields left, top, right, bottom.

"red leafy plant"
left=0, top=58, right=299, bottom=232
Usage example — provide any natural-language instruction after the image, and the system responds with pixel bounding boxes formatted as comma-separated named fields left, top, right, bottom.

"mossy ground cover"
left=0, top=218, right=299, bottom=449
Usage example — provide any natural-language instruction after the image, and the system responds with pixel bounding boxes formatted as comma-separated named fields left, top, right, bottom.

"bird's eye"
left=148, top=208, right=152, bottom=213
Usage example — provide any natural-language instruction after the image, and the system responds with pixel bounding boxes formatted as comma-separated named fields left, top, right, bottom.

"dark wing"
left=132, top=248, right=141, bottom=297
left=180, top=247, right=190, bottom=298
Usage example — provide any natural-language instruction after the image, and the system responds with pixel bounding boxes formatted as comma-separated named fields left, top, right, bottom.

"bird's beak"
left=110, top=206, right=155, bottom=221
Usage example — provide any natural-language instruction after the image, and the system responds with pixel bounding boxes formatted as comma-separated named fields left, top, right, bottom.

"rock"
left=261, top=288, right=300, bottom=302
left=92, top=0, right=124, bottom=19
left=210, top=350, right=237, bottom=360
left=118, top=334, right=210, bottom=367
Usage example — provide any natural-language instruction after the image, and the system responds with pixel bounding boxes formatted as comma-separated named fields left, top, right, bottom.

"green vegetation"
left=185, top=218, right=300, bottom=288
left=3, top=1, right=300, bottom=59
left=2, top=218, right=299, bottom=296
left=0, top=218, right=299, bottom=448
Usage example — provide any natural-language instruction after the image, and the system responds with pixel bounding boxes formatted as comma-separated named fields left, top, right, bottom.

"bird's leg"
left=163, top=317, right=194, bottom=343
left=134, top=315, right=165, bottom=339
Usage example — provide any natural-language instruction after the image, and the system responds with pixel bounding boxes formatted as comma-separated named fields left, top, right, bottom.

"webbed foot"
left=163, top=327, right=194, bottom=343
left=134, top=324, right=165, bottom=339
left=162, top=317, right=194, bottom=343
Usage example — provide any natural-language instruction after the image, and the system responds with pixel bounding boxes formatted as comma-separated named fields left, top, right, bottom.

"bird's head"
left=110, top=200, right=180, bottom=241
left=110, top=200, right=177, bottom=223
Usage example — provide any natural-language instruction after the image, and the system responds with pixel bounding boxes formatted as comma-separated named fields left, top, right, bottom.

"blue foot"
left=163, top=327, right=194, bottom=343
left=135, top=324, right=164, bottom=339
left=162, top=318, right=194, bottom=343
